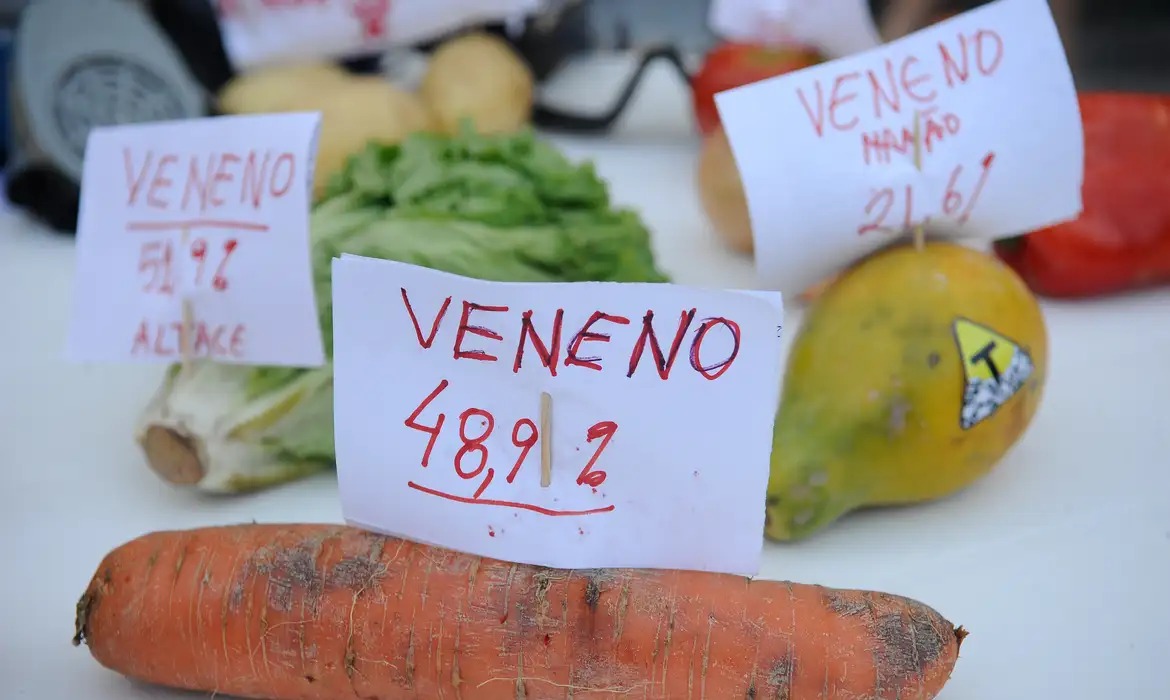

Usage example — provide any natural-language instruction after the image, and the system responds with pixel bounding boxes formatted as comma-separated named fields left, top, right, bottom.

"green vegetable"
left=134, top=126, right=670, bottom=493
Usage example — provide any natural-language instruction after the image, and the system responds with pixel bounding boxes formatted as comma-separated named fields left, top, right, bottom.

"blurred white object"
left=708, top=0, right=882, bottom=58
left=215, top=0, right=547, bottom=70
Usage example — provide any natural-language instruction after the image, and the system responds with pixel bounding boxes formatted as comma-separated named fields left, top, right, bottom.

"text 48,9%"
left=405, top=379, right=617, bottom=500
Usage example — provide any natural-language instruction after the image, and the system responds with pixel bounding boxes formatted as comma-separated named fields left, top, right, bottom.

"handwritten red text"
left=796, top=28, right=1004, bottom=138
left=123, top=148, right=296, bottom=214
left=138, top=237, right=239, bottom=296
left=858, top=151, right=997, bottom=236
left=862, top=107, right=963, bottom=165
left=398, top=290, right=743, bottom=382
left=405, top=379, right=618, bottom=516
left=130, top=318, right=246, bottom=359
left=351, top=0, right=391, bottom=39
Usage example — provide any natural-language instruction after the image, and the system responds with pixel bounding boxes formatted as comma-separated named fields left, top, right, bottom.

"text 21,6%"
left=858, top=152, right=996, bottom=236
left=405, top=379, right=618, bottom=499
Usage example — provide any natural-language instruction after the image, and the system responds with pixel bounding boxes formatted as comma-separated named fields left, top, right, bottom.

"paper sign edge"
left=329, top=256, right=776, bottom=578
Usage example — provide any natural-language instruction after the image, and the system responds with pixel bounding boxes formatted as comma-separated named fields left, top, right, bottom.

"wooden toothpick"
left=911, top=110, right=926, bottom=251
left=539, top=392, right=552, bottom=488
left=179, top=227, right=194, bottom=375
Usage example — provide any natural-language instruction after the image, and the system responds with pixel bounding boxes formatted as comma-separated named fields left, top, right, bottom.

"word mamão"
left=862, top=106, right=963, bottom=165
left=399, top=288, right=744, bottom=382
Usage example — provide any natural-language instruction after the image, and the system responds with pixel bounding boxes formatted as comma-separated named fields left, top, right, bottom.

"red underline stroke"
left=407, top=481, right=616, bottom=516
left=126, top=219, right=270, bottom=232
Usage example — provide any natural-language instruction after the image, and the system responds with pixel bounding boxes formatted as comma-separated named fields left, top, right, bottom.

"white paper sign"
left=66, top=113, right=325, bottom=367
left=332, top=255, right=785, bottom=575
left=714, top=0, right=1084, bottom=297
left=709, top=0, right=882, bottom=59
left=215, top=0, right=546, bottom=70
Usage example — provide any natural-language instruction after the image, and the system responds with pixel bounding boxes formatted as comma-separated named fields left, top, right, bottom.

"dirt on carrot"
left=74, top=524, right=965, bottom=699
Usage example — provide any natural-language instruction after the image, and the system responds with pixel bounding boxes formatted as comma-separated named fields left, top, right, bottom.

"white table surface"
left=3, top=55, right=1170, bottom=699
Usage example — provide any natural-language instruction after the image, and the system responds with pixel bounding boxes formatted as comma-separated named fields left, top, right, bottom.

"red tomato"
left=691, top=41, right=824, bottom=135
left=993, top=92, right=1170, bottom=298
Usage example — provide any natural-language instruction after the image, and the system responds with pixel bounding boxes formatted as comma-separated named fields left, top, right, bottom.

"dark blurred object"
left=1076, top=1, right=1170, bottom=91
left=5, top=0, right=207, bottom=234
left=476, top=1, right=701, bottom=133
left=994, top=92, right=1170, bottom=298
left=0, top=1, right=28, bottom=170
left=468, top=0, right=594, bottom=83
left=146, top=0, right=235, bottom=95
left=0, top=28, right=12, bottom=170
left=534, top=46, right=692, bottom=132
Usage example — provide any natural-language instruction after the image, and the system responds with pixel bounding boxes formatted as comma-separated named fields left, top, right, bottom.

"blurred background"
left=0, top=0, right=1165, bottom=234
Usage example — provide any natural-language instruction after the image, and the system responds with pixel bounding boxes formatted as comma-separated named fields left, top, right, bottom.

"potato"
left=306, top=77, right=435, bottom=198
left=697, top=125, right=754, bottom=255
left=420, top=32, right=534, bottom=135
left=218, top=63, right=436, bottom=199
left=216, top=62, right=351, bottom=115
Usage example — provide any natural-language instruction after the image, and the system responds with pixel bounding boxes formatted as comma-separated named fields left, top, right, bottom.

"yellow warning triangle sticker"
left=952, top=318, right=1035, bottom=430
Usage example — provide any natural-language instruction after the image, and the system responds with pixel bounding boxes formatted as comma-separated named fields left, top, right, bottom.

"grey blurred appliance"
left=5, top=0, right=207, bottom=232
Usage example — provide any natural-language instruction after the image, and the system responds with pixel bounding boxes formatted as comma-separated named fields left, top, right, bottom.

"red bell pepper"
left=993, top=91, right=1170, bottom=298
left=690, top=41, right=823, bottom=136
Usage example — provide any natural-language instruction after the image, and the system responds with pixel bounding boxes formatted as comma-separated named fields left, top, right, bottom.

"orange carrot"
left=74, top=524, right=965, bottom=699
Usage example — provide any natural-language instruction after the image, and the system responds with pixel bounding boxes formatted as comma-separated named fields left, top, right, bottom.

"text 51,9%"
left=139, top=237, right=239, bottom=295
